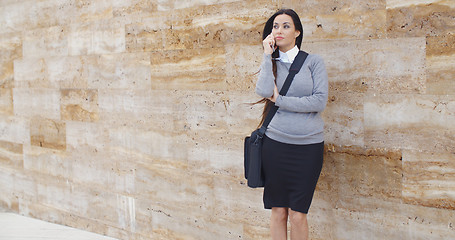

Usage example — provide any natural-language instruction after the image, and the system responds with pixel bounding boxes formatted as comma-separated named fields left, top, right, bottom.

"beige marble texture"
left=321, top=145, right=403, bottom=203
left=61, top=89, right=99, bottom=122
left=13, top=58, right=48, bottom=88
left=86, top=53, right=151, bottom=89
left=149, top=48, right=227, bottom=90
left=426, top=33, right=455, bottom=95
left=0, top=0, right=113, bottom=34
left=0, top=140, right=23, bottom=169
left=0, top=166, right=19, bottom=210
left=364, top=94, right=455, bottom=152
left=23, top=145, right=69, bottom=179
left=13, top=88, right=60, bottom=120
left=112, top=0, right=156, bottom=18
left=30, top=118, right=66, bottom=151
left=1, top=1, right=455, bottom=240
left=313, top=146, right=455, bottom=239
left=68, top=19, right=125, bottom=56
left=290, top=0, right=387, bottom=41
left=0, top=32, right=22, bottom=88
left=323, top=91, right=364, bottom=146
left=0, top=115, right=30, bottom=145
left=386, top=0, right=455, bottom=9
left=403, top=150, right=455, bottom=209
left=22, top=25, right=69, bottom=58
left=156, top=0, right=241, bottom=12
left=125, top=0, right=278, bottom=52
left=305, top=37, right=426, bottom=94
left=224, top=43, right=263, bottom=91
left=0, top=88, right=13, bottom=115
left=387, top=0, right=455, bottom=37
left=46, top=56, right=88, bottom=89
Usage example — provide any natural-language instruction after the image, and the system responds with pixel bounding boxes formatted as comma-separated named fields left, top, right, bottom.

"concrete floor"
left=0, top=212, right=119, bottom=240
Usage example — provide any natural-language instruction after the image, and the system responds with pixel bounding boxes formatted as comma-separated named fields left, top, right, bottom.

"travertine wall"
left=0, top=0, right=454, bottom=239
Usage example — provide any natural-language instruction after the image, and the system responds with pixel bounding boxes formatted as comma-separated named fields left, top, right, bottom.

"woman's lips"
left=275, top=36, right=284, bottom=40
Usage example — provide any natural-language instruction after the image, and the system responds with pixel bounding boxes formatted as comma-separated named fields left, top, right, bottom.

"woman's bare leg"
left=270, top=207, right=288, bottom=240
left=289, top=209, right=308, bottom=240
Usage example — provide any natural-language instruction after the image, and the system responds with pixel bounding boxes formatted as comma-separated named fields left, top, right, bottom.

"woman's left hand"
left=269, top=85, right=279, bottom=103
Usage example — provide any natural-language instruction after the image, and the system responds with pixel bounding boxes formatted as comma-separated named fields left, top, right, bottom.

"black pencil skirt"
left=262, top=135, right=324, bottom=214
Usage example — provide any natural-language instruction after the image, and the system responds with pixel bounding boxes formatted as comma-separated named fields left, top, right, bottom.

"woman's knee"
left=271, top=207, right=289, bottom=221
left=289, top=210, right=307, bottom=225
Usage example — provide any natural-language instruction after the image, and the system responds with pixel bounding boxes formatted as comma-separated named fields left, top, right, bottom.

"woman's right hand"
left=263, top=33, right=275, bottom=54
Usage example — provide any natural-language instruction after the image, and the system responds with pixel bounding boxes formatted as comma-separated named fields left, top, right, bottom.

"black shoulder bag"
left=244, top=51, right=309, bottom=188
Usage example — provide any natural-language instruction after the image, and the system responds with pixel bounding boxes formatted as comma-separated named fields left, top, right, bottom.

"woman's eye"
left=284, top=25, right=290, bottom=28
left=273, top=25, right=279, bottom=29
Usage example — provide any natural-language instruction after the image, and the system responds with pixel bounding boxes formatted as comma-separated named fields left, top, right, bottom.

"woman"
left=255, top=9, right=328, bottom=240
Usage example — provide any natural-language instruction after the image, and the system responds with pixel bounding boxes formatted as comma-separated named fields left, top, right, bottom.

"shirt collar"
left=278, top=45, right=299, bottom=63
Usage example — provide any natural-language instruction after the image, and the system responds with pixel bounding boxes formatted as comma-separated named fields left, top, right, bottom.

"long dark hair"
left=256, top=9, right=303, bottom=126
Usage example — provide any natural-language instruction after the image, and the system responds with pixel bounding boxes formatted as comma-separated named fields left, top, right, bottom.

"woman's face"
left=271, top=14, right=300, bottom=52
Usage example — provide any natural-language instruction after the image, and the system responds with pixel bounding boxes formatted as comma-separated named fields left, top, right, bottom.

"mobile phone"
left=270, top=34, right=275, bottom=50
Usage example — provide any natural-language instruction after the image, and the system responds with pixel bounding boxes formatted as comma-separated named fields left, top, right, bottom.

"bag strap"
left=258, top=51, right=309, bottom=135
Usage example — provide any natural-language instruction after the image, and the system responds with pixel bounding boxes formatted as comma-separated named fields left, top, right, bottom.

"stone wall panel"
left=386, top=0, right=455, bottom=37
left=125, top=1, right=278, bottom=52
left=426, top=33, right=455, bottom=95
left=61, top=89, right=99, bottom=122
left=47, top=56, right=88, bottom=89
left=13, top=58, right=48, bottom=88
left=0, top=114, right=30, bottom=145
left=149, top=204, right=244, bottom=240
left=321, top=145, right=403, bottom=203
left=0, top=0, right=113, bottom=35
left=224, top=44, right=263, bottom=91
left=302, top=10, right=387, bottom=40
left=0, top=167, right=20, bottom=211
left=0, top=167, right=37, bottom=211
left=68, top=19, right=125, bottom=56
left=86, top=53, right=151, bottom=89
left=23, top=146, right=69, bottom=179
left=20, top=174, right=135, bottom=230
left=14, top=55, right=87, bottom=89
left=0, top=32, right=22, bottom=88
left=364, top=94, right=455, bottom=152
left=112, top=0, right=157, bottom=18
left=305, top=37, right=426, bottom=94
left=323, top=91, right=364, bottom=146
left=284, top=0, right=387, bottom=40
left=66, top=121, right=107, bottom=150
left=30, top=117, right=66, bottom=151
left=135, top=163, right=215, bottom=215
left=314, top=186, right=455, bottom=239
left=156, top=0, right=242, bottom=11
left=212, top=176, right=269, bottom=227
left=67, top=148, right=136, bottom=195
left=124, top=15, right=171, bottom=53
left=13, top=88, right=60, bottom=120
left=0, top=88, right=13, bottom=115
left=150, top=48, right=227, bottom=90
left=0, top=1, right=40, bottom=34
left=22, top=25, right=69, bottom=58
left=403, top=150, right=455, bottom=209
left=0, top=140, right=23, bottom=169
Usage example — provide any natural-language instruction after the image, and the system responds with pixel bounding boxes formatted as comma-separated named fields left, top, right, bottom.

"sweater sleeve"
left=255, top=53, right=275, bottom=98
left=275, top=55, right=328, bottom=113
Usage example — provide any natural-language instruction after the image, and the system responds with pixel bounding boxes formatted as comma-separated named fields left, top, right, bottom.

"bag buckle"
left=253, top=134, right=263, bottom=145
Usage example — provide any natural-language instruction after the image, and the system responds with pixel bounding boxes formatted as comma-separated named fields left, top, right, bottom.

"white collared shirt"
left=278, top=45, right=299, bottom=63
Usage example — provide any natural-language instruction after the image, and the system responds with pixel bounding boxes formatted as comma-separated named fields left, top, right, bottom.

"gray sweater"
left=255, top=53, right=328, bottom=145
